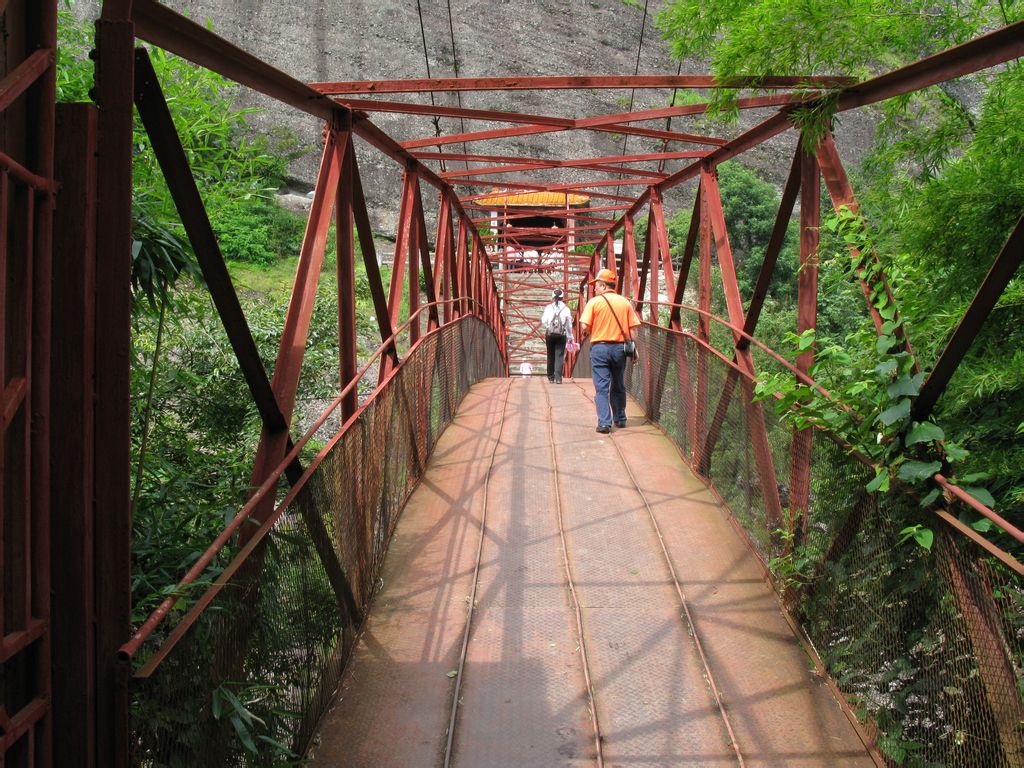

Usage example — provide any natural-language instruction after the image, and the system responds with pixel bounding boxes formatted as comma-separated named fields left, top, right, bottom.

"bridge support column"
left=337, top=129, right=359, bottom=423
left=694, top=178, right=711, bottom=466
left=349, top=149, right=398, bottom=372
left=93, top=12, right=136, bottom=767
left=52, top=101, right=97, bottom=768
left=789, top=137, right=820, bottom=541
left=622, top=213, right=638, bottom=301
left=435, top=195, right=454, bottom=325
left=381, top=168, right=418, bottom=383
left=697, top=165, right=784, bottom=530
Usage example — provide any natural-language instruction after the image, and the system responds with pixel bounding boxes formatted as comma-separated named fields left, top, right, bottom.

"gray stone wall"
left=72, top=0, right=875, bottom=237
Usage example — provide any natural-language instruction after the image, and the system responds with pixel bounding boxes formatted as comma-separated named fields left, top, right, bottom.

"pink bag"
left=566, top=340, right=580, bottom=354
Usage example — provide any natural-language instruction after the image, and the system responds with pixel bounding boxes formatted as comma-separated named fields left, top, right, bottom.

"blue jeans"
left=591, top=342, right=627, bottom=428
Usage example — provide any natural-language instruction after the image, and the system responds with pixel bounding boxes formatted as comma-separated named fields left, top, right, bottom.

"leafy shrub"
left=58, top=10, right=311, bottom=293
left=212, top=199, right=305, bottom=266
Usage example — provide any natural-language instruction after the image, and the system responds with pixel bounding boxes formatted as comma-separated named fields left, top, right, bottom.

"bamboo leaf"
left=230, top=714, right=258, bottom=754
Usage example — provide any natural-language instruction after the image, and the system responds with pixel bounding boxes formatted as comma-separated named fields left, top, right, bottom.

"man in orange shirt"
left=578, top=269, right=642, bottom=433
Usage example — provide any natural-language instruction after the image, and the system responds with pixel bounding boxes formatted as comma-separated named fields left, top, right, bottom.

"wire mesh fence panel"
left=129, top=317, right=503, bottom=766
left=627, top=324, right=1024, bottom=767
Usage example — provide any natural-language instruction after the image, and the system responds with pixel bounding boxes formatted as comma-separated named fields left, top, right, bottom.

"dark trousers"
left=545, top=333, right=567, bottom=381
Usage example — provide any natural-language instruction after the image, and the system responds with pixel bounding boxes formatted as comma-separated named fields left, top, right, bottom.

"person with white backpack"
left=540, top=288, right=574, bottom=384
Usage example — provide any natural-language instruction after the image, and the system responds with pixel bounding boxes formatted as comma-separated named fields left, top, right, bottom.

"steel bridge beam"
left=612, top=19, right=1024, bottom=230
left=344, top=93, right=807, bottom=128
left=913, top=214, right=1024, bottom=422
left=312, top=74, right=857, bottom=94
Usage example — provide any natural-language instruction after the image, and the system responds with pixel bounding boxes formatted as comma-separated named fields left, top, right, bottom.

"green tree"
left=715, top=162, right=799, bottom=300
left=633, top=162, right=799, bottom=310
left=57, top=9, right=322, bottom=599
left=656, top=0, right=1024, bottom=517
left=655, top=0, right=1018, bottom=120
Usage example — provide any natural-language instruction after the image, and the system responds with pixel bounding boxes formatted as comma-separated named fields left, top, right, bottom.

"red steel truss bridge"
left=3, top=1, right=1023, bottom=765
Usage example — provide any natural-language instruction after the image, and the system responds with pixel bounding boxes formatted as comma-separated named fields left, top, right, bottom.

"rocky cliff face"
left=77, top=0, right=875, bottom=235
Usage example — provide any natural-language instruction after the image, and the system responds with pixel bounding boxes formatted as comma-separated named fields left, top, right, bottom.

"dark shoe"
left=615, top=420, right=627, bottom=428
left=547, top=378, right=554, bottom=382
left=596, top=425, right=611, bottom=434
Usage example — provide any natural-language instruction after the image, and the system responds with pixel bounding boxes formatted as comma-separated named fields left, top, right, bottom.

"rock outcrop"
left=74, top=0, right=875, bottom=234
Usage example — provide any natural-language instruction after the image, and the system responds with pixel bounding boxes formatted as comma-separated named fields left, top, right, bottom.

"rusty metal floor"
left=307, top=377, right=875, bottom=768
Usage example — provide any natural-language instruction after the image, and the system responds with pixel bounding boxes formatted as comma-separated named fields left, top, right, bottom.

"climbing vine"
left=754, top=206, right=996, bottom=544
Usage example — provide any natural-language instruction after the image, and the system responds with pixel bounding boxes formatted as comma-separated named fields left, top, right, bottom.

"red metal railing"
left=71, top=2, right=1024, bottom=764
left=117, top=32, right=511, bottom=758
left=585, top=317, right=1024, bottom=765
left=122, top=309, right=503, bottom=763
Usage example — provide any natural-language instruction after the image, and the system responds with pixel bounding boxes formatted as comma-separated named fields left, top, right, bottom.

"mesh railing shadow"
left=626, top=324, right=1024, bottom=767
left=128, top=317, right=503, bottom=766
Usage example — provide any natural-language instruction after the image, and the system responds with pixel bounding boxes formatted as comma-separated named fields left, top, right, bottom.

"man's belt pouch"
left=599, top=293, right=637, bottom=359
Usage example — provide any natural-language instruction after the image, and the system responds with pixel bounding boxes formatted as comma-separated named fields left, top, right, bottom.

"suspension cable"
left=658, top=59, right=685, bottom=174
left=415, top=0, right=446, bottom=172
left=614, top=0, right=650, bottom=204
left=570, top=378, right=747, bottom=766
left=444, top=0, right=471, bottom=172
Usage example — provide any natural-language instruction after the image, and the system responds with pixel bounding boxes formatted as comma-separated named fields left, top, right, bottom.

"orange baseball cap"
left=589, top=268, right=617, bottom=284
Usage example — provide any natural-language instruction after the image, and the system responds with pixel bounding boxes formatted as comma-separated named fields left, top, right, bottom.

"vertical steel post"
left=381, top=169, right=417, bottom=382
left=407, top=185, right=422, bottom=344
left=501, top=202, right=509, bottom=315
left=412, top=182, right=440, bottom=331
left=93, top=10, right=135, bottom=765
left=695, top=180, right=711, bottom=464
left=699, top=165, right=784, bottom=529
left=650, top=187, right=675, bottom=326
left=470, top=239, right=480, bottom=316
left=648, top=200, right=660, bottom=324
left=647, top=188, right=675, bottom=419
left=668, top=189, right=700, bottom=455
left=28, top=3, right=57, bottom=765
left=455, top=218, right=469, bottom=317
left=622, top=214, right=637, bottom=301
left=790, top=138, right=819, bottom=540
left=435, top=195, right=453, bottom=324
left=635, top=210, right=653, bottom=317
left=337, top=130, right=358, bottom=422
left=51, top=102, right=98, bottom=768
left=244, top=120, right=342, bottom=538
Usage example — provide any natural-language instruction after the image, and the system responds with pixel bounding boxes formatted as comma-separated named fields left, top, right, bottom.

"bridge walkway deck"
left=308, top=377, right=874, bottom=767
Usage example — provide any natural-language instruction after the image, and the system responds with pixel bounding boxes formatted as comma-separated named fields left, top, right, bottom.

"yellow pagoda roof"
left=477, top=190, right=590, bottom=208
